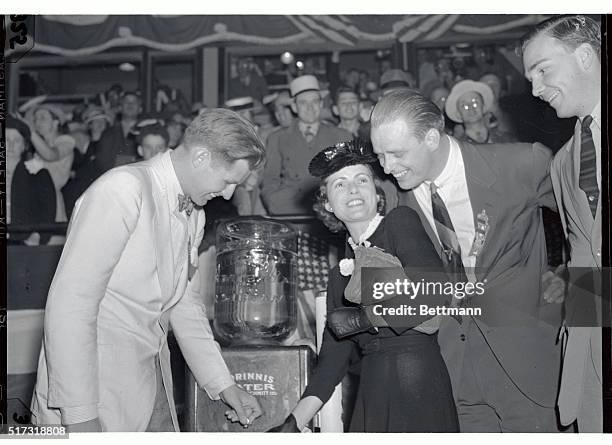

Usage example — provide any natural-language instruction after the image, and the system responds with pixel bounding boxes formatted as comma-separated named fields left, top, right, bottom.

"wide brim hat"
left=225, top=96, right=255, bottom=112
left=308, top=139, right=378, bottom=179
left=290, top=75, right=320, bottom=97
left=445, top=79, right=494, bottom=123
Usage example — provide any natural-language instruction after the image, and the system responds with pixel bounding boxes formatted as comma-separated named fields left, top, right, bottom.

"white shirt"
left=414, top=136, right=477, bottom=273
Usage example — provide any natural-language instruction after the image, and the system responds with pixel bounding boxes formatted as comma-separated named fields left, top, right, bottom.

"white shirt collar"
left=158, top=151, right=185, bottom=212
left=430, top=136, right=461, bottom=190
left=587, top=101, right=601, bottom=130
left=347, top=213, right=384, bottom=250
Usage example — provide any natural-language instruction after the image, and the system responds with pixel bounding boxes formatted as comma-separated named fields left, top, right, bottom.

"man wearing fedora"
left=261, top=75, right=351, bottom=215
left=522, top=14, right=603, bottom=432
left=369, top=88, right=564, bottom=432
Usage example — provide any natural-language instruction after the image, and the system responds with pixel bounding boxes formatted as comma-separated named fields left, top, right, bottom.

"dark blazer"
left=399, top=140, right=563, bottom=408
left=10, top=160, right=57, bottom=245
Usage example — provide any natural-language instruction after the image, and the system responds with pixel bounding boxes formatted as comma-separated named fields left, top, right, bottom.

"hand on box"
left=221, top=384, right=262, bottom=428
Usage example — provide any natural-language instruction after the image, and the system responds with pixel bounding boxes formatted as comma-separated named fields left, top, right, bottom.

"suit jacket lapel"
left=150, top=158, right=175, bottom=302
left=458, top=143, right=502, bottom=269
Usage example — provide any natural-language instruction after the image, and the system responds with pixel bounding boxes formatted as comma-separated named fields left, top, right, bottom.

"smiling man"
left=370, top=89, right=563, bottom=432
left=31, top=109, right=265, bottom=432
left=522, top=15, right=602, bottom=433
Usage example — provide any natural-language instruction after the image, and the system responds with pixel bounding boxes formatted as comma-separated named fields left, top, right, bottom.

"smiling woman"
left=266, top=139, right=458, bottom=433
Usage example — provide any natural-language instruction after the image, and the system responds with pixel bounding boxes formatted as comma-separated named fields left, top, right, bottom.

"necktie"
left=578, top=115, right=599, bottom=218
left=178, top=194, right=195, bottom=216
left=430, top=183, right=467, bottom=282
left=304, top=126, right=315, bottom=142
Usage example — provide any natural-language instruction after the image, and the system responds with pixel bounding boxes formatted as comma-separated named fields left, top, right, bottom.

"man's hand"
left=542, top=264, right=567, bottom=304
left=221, top=384, right=262, bottom=428
left=66, top=418, right=102, bottom=433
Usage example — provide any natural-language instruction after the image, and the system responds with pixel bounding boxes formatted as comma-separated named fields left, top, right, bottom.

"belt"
left=361, top=332, right=437, bottom=355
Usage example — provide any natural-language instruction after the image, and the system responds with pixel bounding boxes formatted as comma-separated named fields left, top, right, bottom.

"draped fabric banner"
left=16, top=14, right=551, bottom=57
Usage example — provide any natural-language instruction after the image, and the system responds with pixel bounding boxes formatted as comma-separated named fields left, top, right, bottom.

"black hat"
left=6, top=115, right=32, bottom=144
left=308, top=139, right=377, bottom=179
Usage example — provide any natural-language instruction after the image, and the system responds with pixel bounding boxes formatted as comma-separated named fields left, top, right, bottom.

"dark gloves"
left=267, top=414, right=300, bottom=432
left=327, top=307, right=376, bottom=338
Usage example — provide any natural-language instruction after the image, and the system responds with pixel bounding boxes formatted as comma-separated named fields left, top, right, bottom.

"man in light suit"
left=522, top=15, right=603, bottom=432
left=369, top=89, right=564, bottom=431
left=31, top=109, right=265, bottom=432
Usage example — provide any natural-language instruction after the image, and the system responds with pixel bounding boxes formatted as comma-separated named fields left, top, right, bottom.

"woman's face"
left=457, top=91, right=484, bottom=124
left=34, top=109, right=58, bottom=136
left=6, top=129, right=26, bottom=165
left=325, top=164, right=378, bottom=225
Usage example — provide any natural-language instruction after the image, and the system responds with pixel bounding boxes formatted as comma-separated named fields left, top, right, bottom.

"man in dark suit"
left=522, top=15, right=602, bottom=432
left=369, top=89, right=564, bottom=431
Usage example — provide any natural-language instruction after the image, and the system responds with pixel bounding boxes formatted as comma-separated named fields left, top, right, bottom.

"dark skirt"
left=349, top=331, right=458, bottom=432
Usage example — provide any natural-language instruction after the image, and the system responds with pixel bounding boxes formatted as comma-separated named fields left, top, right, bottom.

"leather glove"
left=327, top=307, right=375, bottom=338
left=267, top=414, right=300, bottom=432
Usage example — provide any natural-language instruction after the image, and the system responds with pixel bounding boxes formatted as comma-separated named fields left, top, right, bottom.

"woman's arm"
left=30, top=130, right=60, bottom=161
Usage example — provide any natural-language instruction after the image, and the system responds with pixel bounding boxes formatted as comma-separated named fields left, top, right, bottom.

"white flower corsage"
left=339, top=258, right=355, bottom=277
left=24, top=157, right=45, bottom=175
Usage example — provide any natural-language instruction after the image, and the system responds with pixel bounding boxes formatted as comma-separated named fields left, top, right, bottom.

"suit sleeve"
left=531, top=142, right=556, bottom=211
left=44, top=170, right=142, bottom=422
left=170, top=217, right=235, bottom=400
left=260, top=132, right=283, bottom=207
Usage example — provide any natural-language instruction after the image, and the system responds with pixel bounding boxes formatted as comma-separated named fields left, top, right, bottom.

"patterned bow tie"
left=178, top=194, right=195, bottom=216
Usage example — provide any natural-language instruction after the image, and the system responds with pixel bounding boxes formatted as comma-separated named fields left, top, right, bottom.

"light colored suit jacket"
left=400, top=140, right=563, bottom=408
left=31, top=153, right=234, bottom=431
left=550, top=119, right=602, bottom=427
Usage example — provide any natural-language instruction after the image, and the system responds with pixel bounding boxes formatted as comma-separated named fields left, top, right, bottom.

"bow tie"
left=178, top=194, right=195, bottom=216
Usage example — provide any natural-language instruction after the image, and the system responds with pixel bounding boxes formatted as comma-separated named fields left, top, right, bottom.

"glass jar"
left=214, top=218, right=297, bottom=345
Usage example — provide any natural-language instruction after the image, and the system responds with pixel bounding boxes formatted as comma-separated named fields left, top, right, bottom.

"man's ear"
left=332, top=105, right=339, bottom=116
left=290, top=102, right=297, bottom=114
left=424, top=128, right=441, bottom=151
left=137, top=145, right=144, bottom=157
left=577, top=43, right=597, bottom=71
left=192, top=147, right=212, bottom=169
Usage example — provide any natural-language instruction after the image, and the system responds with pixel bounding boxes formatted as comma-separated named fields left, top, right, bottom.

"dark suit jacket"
left=399, top=140, right=563, bottom=407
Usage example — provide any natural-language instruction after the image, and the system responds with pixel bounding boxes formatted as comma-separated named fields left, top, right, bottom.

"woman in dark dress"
left=264, top=140, right=458, bottom=432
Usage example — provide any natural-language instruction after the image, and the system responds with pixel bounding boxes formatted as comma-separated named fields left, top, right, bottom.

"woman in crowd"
left=251, top=140, right=457, bottom=432
left=445, top=79, right=516, bottom=145
left=6, top=115, right=57, bottom=246
left=27, top=103, right=76, bottom=223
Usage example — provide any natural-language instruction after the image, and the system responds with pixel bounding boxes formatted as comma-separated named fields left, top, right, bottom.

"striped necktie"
left=578, top=115, right=599, bottom=218
left=431, top=183, right=467, bottom=282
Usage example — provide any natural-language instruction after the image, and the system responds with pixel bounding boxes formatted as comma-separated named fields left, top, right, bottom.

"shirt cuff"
left=59, top=405, right=98, bottom=425
left=202, top=376, right=236, bottom=401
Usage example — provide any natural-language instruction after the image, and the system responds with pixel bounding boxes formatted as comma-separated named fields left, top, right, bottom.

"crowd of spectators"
left=8, top=50, right=570, bottom=265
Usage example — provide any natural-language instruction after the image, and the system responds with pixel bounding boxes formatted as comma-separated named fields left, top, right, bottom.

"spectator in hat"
left=445, top=79, right=517, bottom=145
left=228, top=57, right=269, bottom=103
left=333, top=86, right=361, bottom=137
left=270, top=91, right=295, bottom=130
left=6, top=115, right=56, bottom=246
left=29, top=104, right=75, bottom=223
left=261, top=74, right=352, bottom=214
left=62, top=106, right=118, bottom=219
left=379, top=69, right=415, bottom=95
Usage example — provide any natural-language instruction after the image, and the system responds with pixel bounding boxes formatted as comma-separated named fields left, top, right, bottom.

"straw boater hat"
left=445, top=79, right=494, bottom=123
left=308, top=139, right=377, bottom=179
left=83, top=106, right=112, bottom=125
left=224, top=96, right=255, bottom=112
left=290, top=75, right=320, bottom=97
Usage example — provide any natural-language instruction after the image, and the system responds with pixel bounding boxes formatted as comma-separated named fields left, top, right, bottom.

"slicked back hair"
left=520, top=15, right=601, bottom=61
left=371, top=89, right=445, bottom=140
left=183, top=108, right=265, bottom=170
